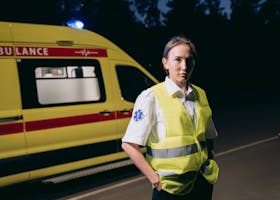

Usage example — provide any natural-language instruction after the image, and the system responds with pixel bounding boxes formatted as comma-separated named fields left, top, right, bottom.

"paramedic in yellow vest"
left=122, top=35, right=219, bottom=200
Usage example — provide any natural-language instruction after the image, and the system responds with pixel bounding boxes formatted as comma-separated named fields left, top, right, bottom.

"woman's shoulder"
left=136, top=87, right=155, bottom=103
left=135, top=82, right=166, bottom=104
left=191, top=83, right=207, bottom=95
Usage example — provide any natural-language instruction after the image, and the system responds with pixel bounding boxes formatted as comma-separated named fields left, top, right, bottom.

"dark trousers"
left=152, top=173, right=213, bottom=200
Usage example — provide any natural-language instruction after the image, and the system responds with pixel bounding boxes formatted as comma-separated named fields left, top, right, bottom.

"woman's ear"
left=162, top=57, right=168, bottom=70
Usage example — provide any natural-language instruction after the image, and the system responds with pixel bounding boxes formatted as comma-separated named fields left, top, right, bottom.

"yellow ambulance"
left=0, top=21, right=158, bottom=187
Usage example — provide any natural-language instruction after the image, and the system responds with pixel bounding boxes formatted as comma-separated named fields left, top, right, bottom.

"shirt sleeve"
left=122, top=88, right=155, bottom=146
left=205, top=118, right=218, bottom=139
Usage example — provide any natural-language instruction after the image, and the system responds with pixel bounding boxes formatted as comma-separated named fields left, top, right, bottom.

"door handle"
left=0, top=115, right=23, bottom=123
left=99, top=111, right=112, bottom=116
left=119, top=110, right=131, bottom=115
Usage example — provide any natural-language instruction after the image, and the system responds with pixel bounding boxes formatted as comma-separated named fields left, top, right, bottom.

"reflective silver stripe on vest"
left=157, top=171, right=177, bottom=176
left=146, top=142, right=206, bottom=158
left=157, top=170, right=197, bottom=182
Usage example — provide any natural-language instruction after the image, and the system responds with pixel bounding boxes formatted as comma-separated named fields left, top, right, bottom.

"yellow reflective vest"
left=146, top=82, right=219, bottom=195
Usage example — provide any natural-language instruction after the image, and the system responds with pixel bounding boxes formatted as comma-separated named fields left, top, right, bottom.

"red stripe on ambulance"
left=25, top=110, right=132, bottom=131
left=0, top=46, right=108, bottom=57
left=0, top=46, right=14, bottom=56
left=0, top=123, right=24, bottom=135
left=0, top=110, right=132, bottom=135
left=25, top=112, right=115, bottom=131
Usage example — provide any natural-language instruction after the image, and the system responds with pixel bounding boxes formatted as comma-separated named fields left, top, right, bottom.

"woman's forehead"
left=168, top=44, right=191, bottom=56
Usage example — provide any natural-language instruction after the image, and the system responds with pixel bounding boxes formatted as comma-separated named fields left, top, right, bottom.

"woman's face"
left=162, top=43, right=194, bottom=88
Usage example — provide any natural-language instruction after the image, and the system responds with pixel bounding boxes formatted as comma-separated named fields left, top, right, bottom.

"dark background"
left=1, top=0, right=279, bottom=111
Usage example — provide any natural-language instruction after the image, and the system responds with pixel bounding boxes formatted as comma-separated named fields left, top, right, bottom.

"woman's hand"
left=122, top=142, right=162, bottom=191
left=151, top=172, right=162, bottom=191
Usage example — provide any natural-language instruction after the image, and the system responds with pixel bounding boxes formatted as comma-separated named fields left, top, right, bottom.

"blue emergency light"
left=66, top=20, right=84, bottom=29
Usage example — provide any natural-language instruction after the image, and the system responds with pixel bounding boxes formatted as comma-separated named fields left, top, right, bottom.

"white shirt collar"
left=164, top=76, right=193, bottom=98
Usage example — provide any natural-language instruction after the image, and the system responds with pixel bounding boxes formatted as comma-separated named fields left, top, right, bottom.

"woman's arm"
left=205, top=118, right=218, bottom=159
left=122, top=142, right=162, bottom=190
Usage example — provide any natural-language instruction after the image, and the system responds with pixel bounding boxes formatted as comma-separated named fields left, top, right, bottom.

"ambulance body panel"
left=0, top=21, right=158, bottom=187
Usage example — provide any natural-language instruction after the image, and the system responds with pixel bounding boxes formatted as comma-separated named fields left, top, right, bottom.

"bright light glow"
left=67, top=20, right=84, bottom=29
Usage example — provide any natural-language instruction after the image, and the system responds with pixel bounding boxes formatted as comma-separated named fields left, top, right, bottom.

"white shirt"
left=122, top=77, right=218, bottom=146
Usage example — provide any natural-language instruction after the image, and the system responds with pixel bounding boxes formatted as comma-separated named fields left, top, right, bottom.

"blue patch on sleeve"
left=133, top=109, right=143, bottom=122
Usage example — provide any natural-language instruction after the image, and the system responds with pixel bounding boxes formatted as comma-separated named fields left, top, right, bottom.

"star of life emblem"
left=133, top=109, right=143, bottom=122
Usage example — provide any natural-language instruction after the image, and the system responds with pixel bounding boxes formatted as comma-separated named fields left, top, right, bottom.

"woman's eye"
left=175, top=58, right=182, bottom=62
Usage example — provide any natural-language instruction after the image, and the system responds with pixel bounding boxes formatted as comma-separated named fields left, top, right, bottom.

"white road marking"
left=63, top=135, right=279, bottom=200
left=61, top=176, right=146, bottom=200
left=215, top=135, right=279, bottom=157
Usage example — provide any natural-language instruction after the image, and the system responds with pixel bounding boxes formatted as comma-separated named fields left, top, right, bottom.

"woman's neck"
left=178, top=82, right=189, bottom=94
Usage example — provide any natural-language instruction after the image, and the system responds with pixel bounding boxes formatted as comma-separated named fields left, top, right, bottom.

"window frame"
left=17, top=59, right=106, bottom=109
left=116, top=65, right=156, bottom=102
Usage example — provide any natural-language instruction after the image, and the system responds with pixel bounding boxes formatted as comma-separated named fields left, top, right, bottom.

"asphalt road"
left=213, top=137, right=280, bottom=200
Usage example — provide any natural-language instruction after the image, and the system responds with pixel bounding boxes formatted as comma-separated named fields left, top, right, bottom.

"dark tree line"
left=0, top=0, right=279, bottom=108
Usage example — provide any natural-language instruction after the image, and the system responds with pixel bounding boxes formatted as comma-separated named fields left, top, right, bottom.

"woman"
left=122, top=35, right=219, bottom=200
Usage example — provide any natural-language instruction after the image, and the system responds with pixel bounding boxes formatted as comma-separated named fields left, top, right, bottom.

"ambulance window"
left=17, top=59, right=106, bottom=108
left=116, top=66, right=155, bottom=102
left=35, top=66, right=96, bottom=79
left=35, top=67, right=67, bottom=78
left=35, top=66, right=101, bottom=104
